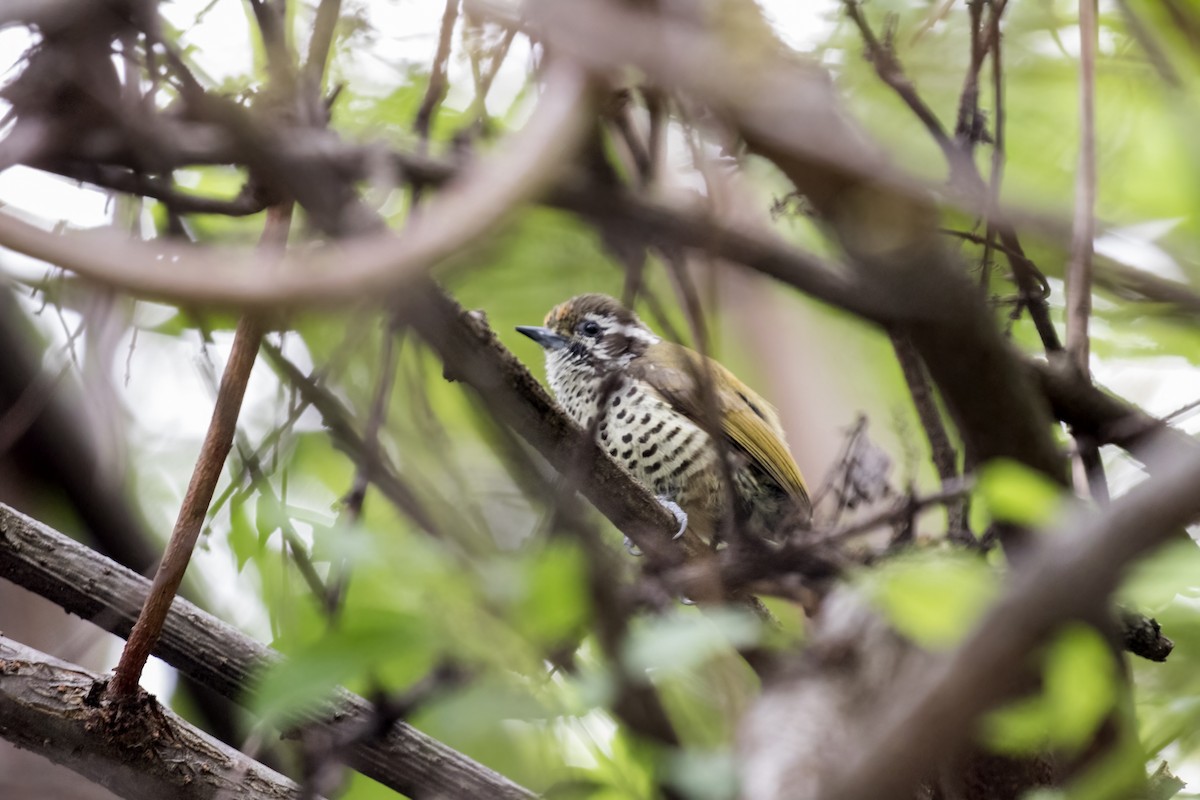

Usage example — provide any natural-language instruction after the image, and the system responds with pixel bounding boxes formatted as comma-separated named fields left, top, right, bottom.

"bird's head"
left=517, top=293, right=660, bottom=375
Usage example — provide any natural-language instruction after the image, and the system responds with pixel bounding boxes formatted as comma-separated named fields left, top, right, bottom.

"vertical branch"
left=305, top=0, right=343, bottom=86
left=979, top=0, right=1007, bottom=293
left=108, top=204, right=293, bottom=699
left=1066, top=0, right=1097, bottom=373
left=954, top=0, right=986, bottom=153
left=414, top=0, right=462, bottom=142
left=1066, top=0, right=1107, bottom=504
left=248, top=0, right=295, bottom=88
left=890, top=331, right=970, bottom=541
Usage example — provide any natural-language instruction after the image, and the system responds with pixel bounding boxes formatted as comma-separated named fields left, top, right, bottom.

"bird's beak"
left=516, top=325, right=568, bottom=351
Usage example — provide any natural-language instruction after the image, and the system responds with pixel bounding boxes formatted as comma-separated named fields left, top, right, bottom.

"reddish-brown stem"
left=108, top=204, right=292, bottom=699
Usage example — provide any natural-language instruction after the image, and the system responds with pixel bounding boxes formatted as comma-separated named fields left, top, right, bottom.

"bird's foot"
left=656, top=496, right=688, bottom=540
left=623, top=536, right=643, bottom=557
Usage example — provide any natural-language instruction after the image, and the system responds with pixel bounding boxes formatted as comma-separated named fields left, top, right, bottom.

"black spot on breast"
left=622, top=449, right=633, bottom=459
left=676, top=455, right=696, bottom=473
left=642, top=443, right=658, bottom=458
left=617, top=410, right=627, bottom=420
left=640, top=413, right=652, bottom=425
left=609, top=447, right=618, bottom=456
left=645, top=461, right=663, bottom=474
left=628, top=460, right=638, bottom=469
left=664, top=426, right=682, bottom=442
left=622, top=433, right=633, bottom=443
left=626, top=385, right=637, bottom=397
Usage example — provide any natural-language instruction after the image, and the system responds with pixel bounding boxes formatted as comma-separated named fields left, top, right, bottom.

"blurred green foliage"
left=87, top=0, right=1200, bottom=798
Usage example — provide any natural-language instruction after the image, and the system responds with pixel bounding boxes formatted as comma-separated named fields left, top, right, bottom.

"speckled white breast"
left=546, top=356, right=716, bottom=507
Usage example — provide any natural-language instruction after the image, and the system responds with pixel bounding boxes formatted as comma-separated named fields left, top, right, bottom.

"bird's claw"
left=656, top=496, right=688, bottom=540
left=623, top=536, right=643, bottom=557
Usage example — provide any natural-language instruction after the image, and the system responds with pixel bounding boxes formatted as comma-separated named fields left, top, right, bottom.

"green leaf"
left=865, top=552, right=998, bottom=648
left=1120, top=537, right=1200, bottom=608
left=975, top=459, right=1064, bottom=527
left=253, top=610, right=435, bottom=727
left=981, top=625, right=1117, bottom=755
left=622, top=608, right=762, bottom=678
left=513, top=541, right=591, bottom=646
left=1043, top=625, right=1118, bottom=751
left=228, top=497, right=258, bottom=572
left=255, top=493, right=283, bottom=546
left=666, top=748, right=738, bottom=800
left=982, top=693, right=1054, bottom=755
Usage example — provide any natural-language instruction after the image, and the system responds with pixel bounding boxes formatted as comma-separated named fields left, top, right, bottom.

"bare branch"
left=109, top=204, right=291, bottom=699
left=0, top=63, right=592, bottom=309
left=0, top=503, right=536, bottom=800
left=414, top=0, right=462, bottom=141
left=0, top=636, right=311, bottom=800
left=1066, top=0, right=1098, bottom=373
left=825, top=430, right=1200, bottom=798
left=888, top=331, right=970, bottom=539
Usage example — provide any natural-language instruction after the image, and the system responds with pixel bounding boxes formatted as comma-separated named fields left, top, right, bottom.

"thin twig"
left=329, top=327, right=401, bottom=613
left=414, top=0, right=461, bottom=142
left=978, top=0, right=1008, bottom=294
left=1065, top=0, right=1106, bottom=504
left=107, top=203, right=292, bottom=699
left=889, top=331, right=971, bottom=541
left=0, top=63, right=593, bottom=309
left=809, top=477, right=973, bottom=545
left=843, top=0, right=966, bottom=181
left=954, top=0, right=987, bottom=153
left=1066, top=0, right=1098, bottom=373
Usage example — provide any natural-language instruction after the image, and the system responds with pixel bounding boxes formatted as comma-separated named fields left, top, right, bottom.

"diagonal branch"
left=825, top=428, right=1200, bottom=799
left=0, top=62, right=592, bottom=309
left=108, top=204, right=291, bottom=699
left=0, top=503, right=536, bottom=800
left=0, top=636, right=313, bottom=800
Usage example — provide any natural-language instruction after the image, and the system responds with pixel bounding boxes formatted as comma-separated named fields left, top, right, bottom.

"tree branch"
left=0, top=636, right=310, bottom=800
left=825, top=428, right=1200, bottom=799
left=1066, top=0, right=1098, bottom=373
left=0, top=62, right=592, bottom=309
left=0, top=503, right=536, bottom=800
left=109, top=204, right=291, bottom=699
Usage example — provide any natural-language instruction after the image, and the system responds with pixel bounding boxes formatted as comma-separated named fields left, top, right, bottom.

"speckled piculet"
left=517, top=293, right=811, bottom=543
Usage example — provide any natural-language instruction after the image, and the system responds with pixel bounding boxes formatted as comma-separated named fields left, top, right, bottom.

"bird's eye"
left=580, top=321, right=602, bottom=337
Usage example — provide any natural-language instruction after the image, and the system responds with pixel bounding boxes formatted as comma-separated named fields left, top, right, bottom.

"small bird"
left=517, top=293, right=811, bottom=544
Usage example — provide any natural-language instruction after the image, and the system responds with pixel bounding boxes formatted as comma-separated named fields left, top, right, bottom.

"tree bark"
left=0, top=637, right=307, bottom=800
left=0, top=503, right=535, bottom=800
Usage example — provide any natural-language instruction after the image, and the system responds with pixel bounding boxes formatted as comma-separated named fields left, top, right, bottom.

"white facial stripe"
left=617, top=324, right=660, bottom=345
left=581, top=313, right=661, bottom=345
